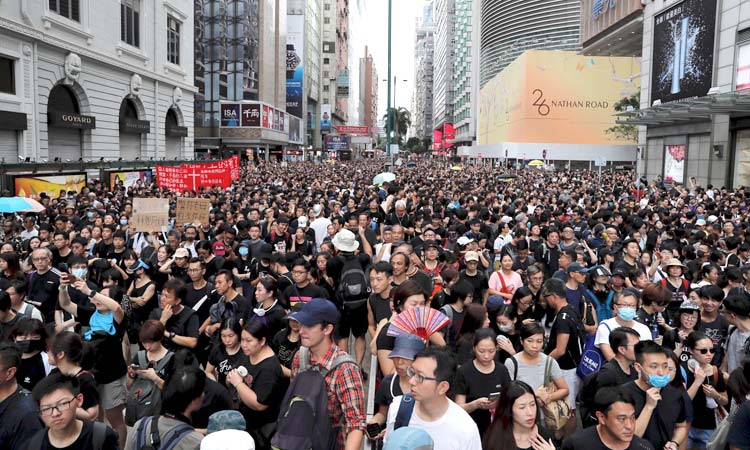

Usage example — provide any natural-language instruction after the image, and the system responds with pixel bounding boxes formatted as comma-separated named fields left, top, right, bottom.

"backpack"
left=576, top=320, right=611, bottom=380
left=585, top=289, right=614, bottom=323
left=134, top=415, right=195, bottom=450
left=125, top=350, right=174, bottom=426
left=272, top=347, right=357, bottom=450
left=28, top=421, right=108, bottom=450
left=336, top=257, right=370, bottom=310
left=394, top=394, right=416, bottom=430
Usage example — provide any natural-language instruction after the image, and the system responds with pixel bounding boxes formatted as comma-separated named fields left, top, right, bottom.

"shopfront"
left=165, top=108, right=187, bottom=159
left=47, top=84, right=94, bottom=160
left=0, top=111, right=27, bottom=161
left=119, top=98, right=149, bottom=160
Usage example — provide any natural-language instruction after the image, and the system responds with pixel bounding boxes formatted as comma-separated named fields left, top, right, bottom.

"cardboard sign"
left=176, top=198, right=211, bottom=225
left=131, top=198, right=169, bottom=232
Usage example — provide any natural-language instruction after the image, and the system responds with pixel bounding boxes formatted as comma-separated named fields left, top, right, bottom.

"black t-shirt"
left=682, top=363, right=726, bottom=429
left=0, top=314, right=22, bottom=341
left=369, top=293, right=392, bottom=325
left=562, top=424, right=654, bottom=450
left=596, top=360, right=638, bottom=388
left=48, top=369, right=99, bottom=411
left=0, top=386, right=43, bottom=450
left=374, top=374, right=403, bottom=409
left=281, top=283, right=329, bottom=309
left=376, top=323, right=395, bottom=351
left=148, top=306, right=200, bottom=352
left=407, top=270, right=434, bottom=298
left=246, top=302, right=286, bottom=337
left=17, top=352, right=48, bottom=393
left=170, top=265, right=190, bottom=284
left=94, top=240, right=113, bottom=259
left=458, top=270, right=488, bottom=303
left=545, top=305, right=583, bottom=370
left=77, top=305, right=127, bottom=384
left=205, top=256, right=229, bottom=281
left=453, top=361, right=511, bottom=436
left=622, top=382, right=687, bottom=450
left=699, top=314, right=730, bottom=366
left=28, top=270, right=60, bottom=323
left=50, top=248, right=73, bottom=268
left=238, top=355, right=286, bottom=429
left=271, top=329, right=300, bottom=369
left=191, top=379, right=233, bottom=429
left=184, top=282, right=216, bottom=325
left=36, top=420, right=118, bottom=450
left=208, top=346, right=250, bottom=388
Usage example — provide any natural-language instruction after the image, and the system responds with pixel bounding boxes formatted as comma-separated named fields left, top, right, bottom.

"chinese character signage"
left=156, top=156, right=241, bottom=193
left=241, top=104, right=261, bottom=127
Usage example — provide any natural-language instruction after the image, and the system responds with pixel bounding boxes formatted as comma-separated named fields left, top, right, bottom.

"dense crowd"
left=3, top=159, right=750, bottom=450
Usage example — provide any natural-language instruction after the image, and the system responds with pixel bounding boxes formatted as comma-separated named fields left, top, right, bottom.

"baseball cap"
left=591, top=266, right=611, bottom=278
left=388, top=334, right=426, bottom=360
left=213, top=241, right=226, bottom=256
left=297, top=216, right=309, bottom=228
left=383, top=427, right=434, bottom=450
left=312, top=204, right=323, bottom=217
left=289, top=298, right=341, bottom=326
left=567, top=263, right=587, bottom=273
left=174, top=248, right=190, bottom=259
left=679, top=300, right=701, bottom=311
left=464, top=251, right=480, bottom=262
left=611, top=267, right=627, bottom=278
left=457, top=236, right=474, bottom=246
left=696, top=218, right=706, bottom=226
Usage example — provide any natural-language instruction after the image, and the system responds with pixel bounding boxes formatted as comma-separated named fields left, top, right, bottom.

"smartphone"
left=488, top=392, right=501, bottom=402
left=365, top=423, right=383, bottom=440
left=129, top=364, right=141, bottom=370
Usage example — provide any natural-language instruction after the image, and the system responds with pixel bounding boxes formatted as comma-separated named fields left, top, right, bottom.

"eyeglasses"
left=406, top=366, right=439, bottom=384
left=292, top=270, right=307, bottom=275
left=694, top=348, right=715, bottom=354
left=616, top=303, right=638, bottom=309
left=39, top=398, right=76, bottom=416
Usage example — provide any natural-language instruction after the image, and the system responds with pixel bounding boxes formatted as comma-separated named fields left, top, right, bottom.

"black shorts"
left=335, top=303, right=369, bottom=339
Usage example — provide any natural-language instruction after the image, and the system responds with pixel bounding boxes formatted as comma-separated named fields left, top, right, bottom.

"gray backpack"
left=125, top=350, right=174, bottom=426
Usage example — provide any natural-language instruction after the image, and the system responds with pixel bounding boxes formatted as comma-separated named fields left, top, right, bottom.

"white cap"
left=201, top=430, right=255, bottom=450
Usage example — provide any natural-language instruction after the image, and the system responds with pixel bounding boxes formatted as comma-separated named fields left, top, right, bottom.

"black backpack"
left=336, top=256, right=370, bottom=310
left=125, top=350, right=174, bottom=426
left=271, top=347, right=357, bottom=450
left=28, top=422, right=108, bottom=450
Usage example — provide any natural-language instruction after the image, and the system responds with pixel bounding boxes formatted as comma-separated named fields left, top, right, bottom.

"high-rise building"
left=412, top=1, right=435, bottom=140
left=479, top=0, right=581, bottom=88
left=194, top=0, right=289, bottom=158
left=0, top=0, right=194, bottom=161
left=433, top=0, right=455, bottom=131
left=579, top=0, right=643, bottom=56
left=321, top=0, right=349, bottom=129
left=452, top=0, right=480, bottom=147
left=305, top=0, right=322, bottom=150
left=359, top=46, right=378, bottom=141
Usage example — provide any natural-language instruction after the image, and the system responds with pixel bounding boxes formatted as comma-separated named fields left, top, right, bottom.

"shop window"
left=0, top=57, right=14, bottom=95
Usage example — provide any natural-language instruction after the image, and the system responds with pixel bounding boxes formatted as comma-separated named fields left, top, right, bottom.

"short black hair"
left=608, top=327, right=640, bottom=354
left=32, top=372, right=79, bottom=403
left=163, top=278, right=187, bottom=303
left=160, top=367, right=206, bottom=416
left=0, top=291, right=10, bottom=312
left=594, top=386, right=636, bottom=413
left=414, top=346, right=456, bottom=386
left=371, top=261, right=393, bottom=277
left=634, top=340, right=670, bottom=365
left=724, top=294, right=750, bottom=318
left=541, top=278, right=566, bottom=298
left=0, top=342, right=20, bottom=373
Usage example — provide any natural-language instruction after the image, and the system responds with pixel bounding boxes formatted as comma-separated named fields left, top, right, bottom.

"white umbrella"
left=373, top=172, right=396, bottom=185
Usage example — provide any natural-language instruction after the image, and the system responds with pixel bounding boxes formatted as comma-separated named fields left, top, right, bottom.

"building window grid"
left=49, top=0, right=80, bottom=22
left=167, top=15, right=181, bottom=65
left=0, top=57, right=14, bottom=95
left=121, top=0, right=140, bottom=48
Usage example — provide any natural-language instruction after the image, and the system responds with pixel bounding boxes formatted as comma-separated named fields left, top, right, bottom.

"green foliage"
left=606, top=92, right=640, bottom=142
left=382, top=107, right=412, bottom=145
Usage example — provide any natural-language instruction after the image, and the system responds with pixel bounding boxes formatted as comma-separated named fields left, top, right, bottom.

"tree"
left=382, top=107, right=412, bottom=145
left=606, top=92, right=640, bottom=142
left=405, top=137, right=421, bottom=153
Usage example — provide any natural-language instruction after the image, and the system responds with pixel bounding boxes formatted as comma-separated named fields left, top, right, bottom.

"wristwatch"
left=87, top=289, right=97, bottom=299
left=169, top=332, right=176, bottom=340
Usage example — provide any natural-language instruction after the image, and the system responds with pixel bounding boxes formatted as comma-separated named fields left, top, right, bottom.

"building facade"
left=579, top=0, right=643, bottom=56
left=479, top=0, right=581, bottom=88
left=0, top=0, right=194, bottom=162
left=452, top=0, right=479, bottom=147
left=413, top=1, right=435, bottom=140
left=358, top=46, right=378, bottom=141
left=433, top=0, right=455, bottom=131
left=194, top=0, right=289, bottom=158
left=619, top=0, right=750, bottom=188
left=305, top=0, right=322, bottom=150
left=320, top=0, right=349, bottom=130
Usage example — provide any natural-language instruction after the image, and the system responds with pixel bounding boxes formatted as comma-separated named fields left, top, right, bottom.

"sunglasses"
left=694, top=348, right=714, bottom=354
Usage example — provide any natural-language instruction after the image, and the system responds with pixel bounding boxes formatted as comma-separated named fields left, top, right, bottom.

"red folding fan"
left=387, top=307, right=450, bottom=340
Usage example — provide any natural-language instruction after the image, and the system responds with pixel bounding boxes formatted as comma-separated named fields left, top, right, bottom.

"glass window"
left=167, top=15, right=181, bottom=65
left=734, top=129, right=750, bottom=187
left=121, top=0, right=140, bottom=48
left=0, top=57, right=14, bottom=95
left=49, top=0, right=80, bottom=22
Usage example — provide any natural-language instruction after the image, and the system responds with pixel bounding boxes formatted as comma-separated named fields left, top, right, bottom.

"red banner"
left=433, top=129, right=443, bottom=150
left=336, top=125, right=369, bottom=135
left=156, top=156, right=240, bottom=193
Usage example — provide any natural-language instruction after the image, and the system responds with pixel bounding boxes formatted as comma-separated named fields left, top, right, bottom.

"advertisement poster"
left=289, top=115, right=304, bottom=144
left=324, top=135, right=350, bottom=151
left=241, top=104, right=261, bottom=127
left=262, top=105, right=270, bottom=128
left=433, top=129, right=443, bottom=150
left=321, top=104, right=332, bottom=133
left=738, top=43, right=750, bottom=91
left=664, top=145, right=686, bottom=184
left=109, top=170, right=152, bottom=189
left=286, top=14, right=304, bottom=118
left=650, top=0, right=717, bottom=103
left=220, top=104, right=240, bottom=127
left=15, top=174, right=87, bottom=199
left=156, top=156, right=240, bottom=193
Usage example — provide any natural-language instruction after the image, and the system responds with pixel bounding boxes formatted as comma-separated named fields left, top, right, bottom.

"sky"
left=349, top=0, right=422, bottom=124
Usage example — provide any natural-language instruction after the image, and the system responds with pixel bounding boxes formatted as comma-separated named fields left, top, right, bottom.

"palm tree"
left=382, top=107, right=412, bottom=145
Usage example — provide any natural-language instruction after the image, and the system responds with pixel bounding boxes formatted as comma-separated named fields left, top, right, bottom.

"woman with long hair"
left=247, top=276, right=286, bottom=336
left=455, top=329, right=512, bottom=436
left=0, top=252, right=24, bottom=283
left=493, top=304, right=521, bottom=362
left=456, top=303, right=490, bottom=366
left=311, top=252, right=335, bottom=301
left=512, top=287, right=545, bottom=326
left=205, top=317, right=248, bottom=388
left=482, top=380, right=555, bottom=450
left=488, top=253, right=523, bottom=303
left=48, top=331, right=100, bottom=420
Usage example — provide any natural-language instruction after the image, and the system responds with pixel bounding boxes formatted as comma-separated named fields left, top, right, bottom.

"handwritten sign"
left=176, top=198, right=211, bottom=225
left=131, top=198, right=169, bottom=232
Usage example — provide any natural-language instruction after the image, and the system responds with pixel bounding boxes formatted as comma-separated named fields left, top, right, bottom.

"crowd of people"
left=3, top=158, right=750, bottom=450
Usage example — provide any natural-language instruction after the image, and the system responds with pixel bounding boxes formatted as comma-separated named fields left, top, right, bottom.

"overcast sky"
left=351, top=0, right=422, bottom=122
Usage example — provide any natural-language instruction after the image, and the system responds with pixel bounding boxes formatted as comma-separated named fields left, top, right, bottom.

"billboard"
left=325, top=135, right=350, bottom=151
left=262, top=105, right=270, bottom=128
left=478, top=50, right=640, bottom=146
left=337, top=68, right=350, bottom=97
left=15, top=174, right=87, bottom=198
left=444, top=123, right=455, bottom=146
left=650, top=0, right=717, bottom=104
left=321, top=104, right=332, bottom=133
left=220, top=104, right=240, bottom=127
left=286, top=14, right=304, bottom=118
left=664, top=145, right=686, bottom=184
left=241, top=104, right=261, bottom=127
left=289, top=115, right=304, bottom=144
left=337, top=125, right=369, bottom=135
left=109, top=170, right=152, bottom=189
left=433, top=129, right=443, bottom=150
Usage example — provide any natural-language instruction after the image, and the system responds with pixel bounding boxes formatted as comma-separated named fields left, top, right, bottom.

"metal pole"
left=386, top=0, right=392, bottom=158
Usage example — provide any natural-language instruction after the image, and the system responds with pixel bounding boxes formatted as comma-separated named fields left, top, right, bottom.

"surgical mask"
left=644, top=370, right=671, bottom=388
left=71, top=268, right=88, bottom=279
left=617, top=307, right=637, bottom=322
left=120, top=219, right=128, bottom=225
left=238, top=247, right=249, bottom=257
left=498, top=324, right=514, bottom=333
left=86, top=212, right=94, bottom=219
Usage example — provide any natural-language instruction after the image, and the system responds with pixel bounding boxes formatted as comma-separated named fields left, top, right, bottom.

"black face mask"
left=15, top=339, right=42, bottom=354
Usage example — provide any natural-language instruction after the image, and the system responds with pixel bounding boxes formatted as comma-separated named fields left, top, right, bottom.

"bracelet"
left=668, top=441, right=679, bottom=449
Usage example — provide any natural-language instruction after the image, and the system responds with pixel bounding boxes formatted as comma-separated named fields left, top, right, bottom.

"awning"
left=616, top=90, right=750, bottom=126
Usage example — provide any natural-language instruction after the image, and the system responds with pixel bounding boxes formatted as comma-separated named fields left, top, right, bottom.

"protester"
left=0, top=342, right=43, bottom=450
left=482, top=380, right=555, bottom=450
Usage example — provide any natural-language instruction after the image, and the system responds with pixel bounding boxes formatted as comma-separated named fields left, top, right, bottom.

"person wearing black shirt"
left=30, top=373, right=118, bottom=450
left=542, top=278, right=582, bottom=434
left=562, top=387, right=654, bottom=450
left=93, top=225, right=115, bottom=259
left=621, top=341, right=688, bottom=450
left=458, top=251, right=488, bottom=304
left=49, top=231, right=73, bottom=269
left=149, top=279, right=200, bottom=352
left=280, top=259, right=328, bottom=308
left=0, top=343, right=43, bottom=450
left=27, top=248, right=60, bottom=324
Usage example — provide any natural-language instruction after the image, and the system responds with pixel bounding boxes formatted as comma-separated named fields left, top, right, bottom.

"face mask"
left=238, top=247, right=249, bottom=257
left=15, top=339, right=40, bottom=353
left=498, top=324, right=514, bottom=333
left=120, top=219, right=128, bottom=226
left=86, top=212, right=94, bottom=219
left=71, top=268, right=88, bottom=279
left=617, top=307, right=637, bottom=321
left=646, top=372, right=670, bottom=388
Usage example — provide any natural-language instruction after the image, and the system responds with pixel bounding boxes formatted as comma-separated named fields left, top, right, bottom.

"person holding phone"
left=454, top=329, right=512, bottom=436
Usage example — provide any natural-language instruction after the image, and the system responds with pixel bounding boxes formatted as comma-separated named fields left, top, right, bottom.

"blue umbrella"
left=0, top=197, right=45, bottom=213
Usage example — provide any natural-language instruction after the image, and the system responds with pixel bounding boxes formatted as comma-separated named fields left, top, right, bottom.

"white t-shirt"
left=594, top=317, right=652, bottom=349
left=385, top=396, right=482, bottom=450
